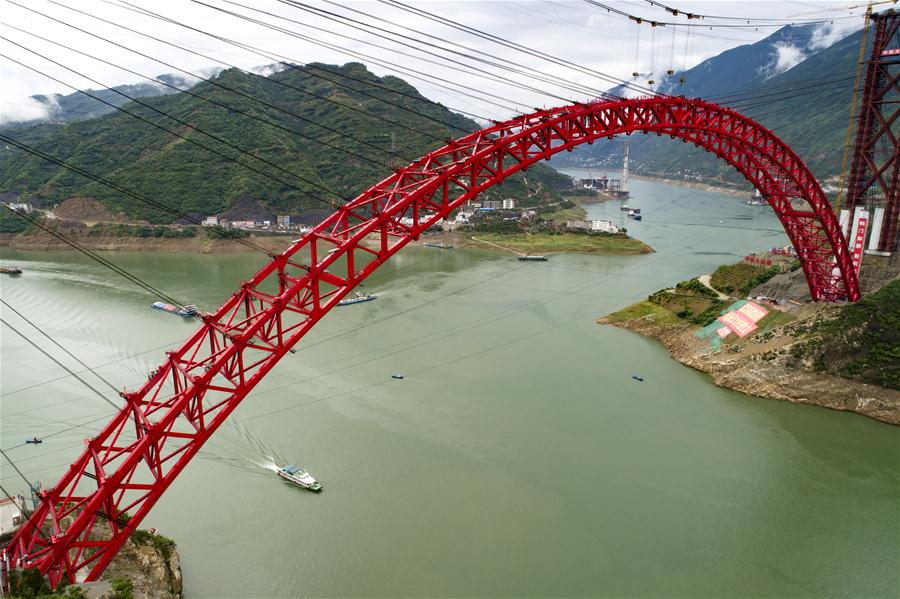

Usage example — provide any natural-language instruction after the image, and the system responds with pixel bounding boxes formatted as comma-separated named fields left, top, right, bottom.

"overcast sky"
left=0, top=0, right=870, bottom=125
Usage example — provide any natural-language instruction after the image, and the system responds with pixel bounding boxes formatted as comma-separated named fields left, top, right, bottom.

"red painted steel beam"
left=845, top=10, right=900, bottom=252
left=1, top=96, right=860, bottom=588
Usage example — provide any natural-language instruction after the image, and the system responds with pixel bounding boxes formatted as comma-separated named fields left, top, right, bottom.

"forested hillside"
left=0, top=62, right=569, bottom=223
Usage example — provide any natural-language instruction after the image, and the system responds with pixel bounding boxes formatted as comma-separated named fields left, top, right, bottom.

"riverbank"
left=0, top=230, right=292, bottom=254
left=598, top=283, right=900, bottom=425
left=2, top=227, right=653, bottom=257
left=419, top=230, right=653, bottom=255
left=630, top=174, right=752, bottom=198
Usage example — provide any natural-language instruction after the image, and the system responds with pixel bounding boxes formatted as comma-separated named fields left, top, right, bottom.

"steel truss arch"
left=2, top=96, right=860, bottom=588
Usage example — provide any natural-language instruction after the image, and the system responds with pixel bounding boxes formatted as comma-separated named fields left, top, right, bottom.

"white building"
left=566, top=219, right=618, bottom=234
left=566, top=219, right=591, bottom=231
left=454, top=210, right=474, bottom=224
left=202, top=216, right=219, bottom=226
left=4, top=202, right=32, bottom=213
left=591, top=220, right=618, bottom=234
left=501, top=198, right=516, bottom=209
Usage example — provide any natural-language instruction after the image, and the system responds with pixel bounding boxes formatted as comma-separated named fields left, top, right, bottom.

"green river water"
left=1, top=177, right=897, bottom=597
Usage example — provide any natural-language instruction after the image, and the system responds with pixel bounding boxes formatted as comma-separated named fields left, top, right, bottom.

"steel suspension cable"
left=188, top=0, right=526, bottom=111
left=298, top=0, right=622, bottom=99
left=1, top=51, right=375, bottom=203
left=0, top=319, right=121, bottom=411
left=2, top=23, right=424, bottom=164
left=0, top=447, right=36, bottom=489
left=275, top=0, right=604, bottom=101
left=376, top=0, right=657, bottom=98
left=112, top=3, right=497, bottom=123
left=0, top=204, right=216, bottom=301
left=592, top=1, right=856, bottom=29
left=223, top=0, right=594, bottom=103
left=0, top=11, right=400, bottom=170
left=0, top=121, right=328, bottom=254
left=74, top=0, right=496, bottom=127
left=49, top=0, right=477, bottom=138
left=0, top=300, right=121, bottom=396
left=28, top=0, right=468, bottom=152
left=641, top=0, right=860, bottom=24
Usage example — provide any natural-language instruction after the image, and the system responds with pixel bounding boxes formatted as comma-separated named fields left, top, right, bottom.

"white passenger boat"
left=277, top=464, right=322, bottom=491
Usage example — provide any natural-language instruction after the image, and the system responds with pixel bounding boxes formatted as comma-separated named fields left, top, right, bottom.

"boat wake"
left=199, top=420, right=287, bottom=477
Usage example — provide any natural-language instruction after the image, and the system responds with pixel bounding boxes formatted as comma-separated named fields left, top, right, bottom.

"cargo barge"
left=151, top=301, right=199, bottom=318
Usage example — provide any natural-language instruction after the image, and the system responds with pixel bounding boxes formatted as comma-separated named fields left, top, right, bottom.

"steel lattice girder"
left=845, top=11, right=900, bottom=252
left=2, top=97, right=860, bottom=588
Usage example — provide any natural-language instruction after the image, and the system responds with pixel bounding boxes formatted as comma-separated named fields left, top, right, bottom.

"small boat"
left=632, top=375, right=644, bottom=382
left=746, top=199, right=764, bottom=206
left=619, top=205, right=631, bottom=211
left=337, top=292, right=377, bottom=306
left=277, top=464, right=322, bottom=491
left=423, top=242, right=453, bottom=249
left=25, top=437, right=43, bottom=444
left=151, top=301, right=199, bottom=318
left=0, top=266, right=23, bottom=275
left=518, top=255, right=548, bottom=261
left=391, top=373, right=404, bottom=380
left=627, top=210, right=642, bottom=221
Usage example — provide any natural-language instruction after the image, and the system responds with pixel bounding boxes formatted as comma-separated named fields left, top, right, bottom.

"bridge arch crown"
left=468, top=97, right=858, bottom=302
left=3, top=96, right=859, bottom=589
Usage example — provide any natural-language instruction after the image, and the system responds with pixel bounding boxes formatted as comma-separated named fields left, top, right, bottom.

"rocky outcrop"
left=102, top=531, right=182, bottom=599
left=66, top=530, right=183, bottom=599
left=599, top=309, right=900, bottom=425
left=3, top=528, right=182, bottom=599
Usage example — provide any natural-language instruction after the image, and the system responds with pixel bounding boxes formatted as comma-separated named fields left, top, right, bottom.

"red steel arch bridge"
left=2, top=96, right=860, bottom=587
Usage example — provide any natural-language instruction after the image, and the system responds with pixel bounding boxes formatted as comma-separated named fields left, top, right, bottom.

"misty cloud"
left=809, top=22, right=843, bottom=51
left=758, top=42, right=807, bottom=80
left=0, top=73, right=59, bottom=125
left=251, top=63, right=289, bottom=77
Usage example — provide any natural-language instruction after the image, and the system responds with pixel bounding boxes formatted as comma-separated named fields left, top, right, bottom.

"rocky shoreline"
left=2, top=528, right=182, bottom=599
left=598, top=305, right=900, bottom=425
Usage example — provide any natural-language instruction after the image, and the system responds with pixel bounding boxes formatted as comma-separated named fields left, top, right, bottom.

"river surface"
left=1, top=177, right=897, bottom=598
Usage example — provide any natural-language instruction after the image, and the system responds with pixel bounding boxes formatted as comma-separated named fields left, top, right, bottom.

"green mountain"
left=554, top=24, right=866, bottom=186
left=1, top=72, right=219, bottom=130
left=638, top=23, right=828, bottom=99
left=0, top=63, right=569, bottom=223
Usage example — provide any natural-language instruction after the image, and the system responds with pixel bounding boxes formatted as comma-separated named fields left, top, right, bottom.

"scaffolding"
left=844, top=9, right=900, bottom=253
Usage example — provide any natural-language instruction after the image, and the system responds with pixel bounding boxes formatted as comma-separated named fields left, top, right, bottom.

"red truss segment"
left=845, top=10, right=900, bottom=252
left=3, top=96, right=860, bottom=588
